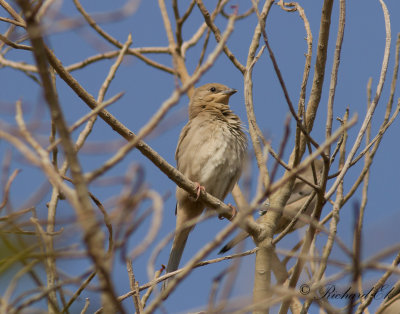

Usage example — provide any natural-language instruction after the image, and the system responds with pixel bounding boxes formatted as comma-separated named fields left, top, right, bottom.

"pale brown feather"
left=164, top=83, right=247, bottom=289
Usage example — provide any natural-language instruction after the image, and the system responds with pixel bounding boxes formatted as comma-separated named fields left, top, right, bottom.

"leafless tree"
left=0, top=0, right=399, bottom=313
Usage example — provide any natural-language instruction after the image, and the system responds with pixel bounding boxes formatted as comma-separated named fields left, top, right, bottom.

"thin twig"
left=195, top=0, right=245, bottom=73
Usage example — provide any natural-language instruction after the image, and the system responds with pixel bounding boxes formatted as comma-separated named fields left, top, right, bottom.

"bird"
left=219, top=159, right=324, bottom=254
left=163, top=83, right=247, bottom=289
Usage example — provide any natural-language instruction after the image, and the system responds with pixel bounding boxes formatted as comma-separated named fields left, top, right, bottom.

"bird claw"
left=195, top=182, right=205, bottom=201
left=219, top=203, right=237, bottom=220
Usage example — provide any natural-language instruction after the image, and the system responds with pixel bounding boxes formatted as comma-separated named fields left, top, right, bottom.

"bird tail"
left=162, top=225, right=192, bottom=290
left=218, top=230, right=249, bottom=254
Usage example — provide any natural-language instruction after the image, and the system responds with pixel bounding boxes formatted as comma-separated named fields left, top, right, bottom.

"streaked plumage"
left=164, top=83, right=247, bottom=289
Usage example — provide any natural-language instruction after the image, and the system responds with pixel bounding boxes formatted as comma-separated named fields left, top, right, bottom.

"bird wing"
left=175, top=121, right=192, bottom=165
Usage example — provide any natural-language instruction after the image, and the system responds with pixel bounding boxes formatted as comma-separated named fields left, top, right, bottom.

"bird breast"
left=176, top=116, right=246, bottom=201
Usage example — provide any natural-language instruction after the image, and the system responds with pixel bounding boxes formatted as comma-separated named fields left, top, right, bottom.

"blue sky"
left=1, top=0, right=400, bottom=313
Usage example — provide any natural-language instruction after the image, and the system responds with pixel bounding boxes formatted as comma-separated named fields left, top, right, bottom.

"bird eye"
left=209, top=87, right=216, bottom=92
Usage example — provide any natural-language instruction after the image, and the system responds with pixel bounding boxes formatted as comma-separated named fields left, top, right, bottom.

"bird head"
left=189, top=83, right=237, bottom=119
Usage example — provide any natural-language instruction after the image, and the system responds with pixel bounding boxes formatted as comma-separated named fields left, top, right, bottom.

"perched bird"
left=164, top=83, right=247, bottom=288
left=219, top=159, right=324, bottom=254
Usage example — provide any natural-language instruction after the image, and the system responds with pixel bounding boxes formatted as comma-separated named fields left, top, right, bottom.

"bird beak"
left=221, top=88, right=237, bottom=96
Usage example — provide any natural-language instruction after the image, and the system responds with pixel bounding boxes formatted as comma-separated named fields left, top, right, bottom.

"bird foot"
left=219, top=203, right=237, bottom=220
left=194, top=182, right=205, bottom=201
